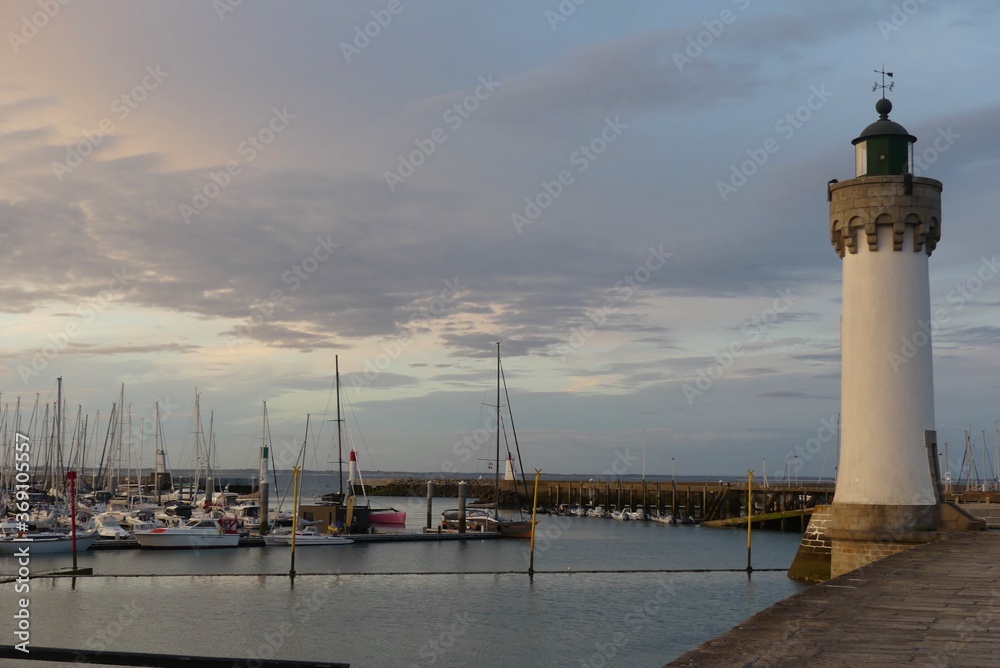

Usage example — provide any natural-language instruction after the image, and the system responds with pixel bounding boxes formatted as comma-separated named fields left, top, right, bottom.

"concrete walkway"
left=668, top=532, right=1000, bottom=667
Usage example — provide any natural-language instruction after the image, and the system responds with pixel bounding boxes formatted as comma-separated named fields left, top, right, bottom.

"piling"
left=290, top=467, right=300, bottom=581
left=528, top=469, right=541, bottom=579
left=458, top=480, right=467, bottom=534
left=206, top=477, right=214, bottom=508
left=746, top=469, right=754, bottom=574
left=426, top=480, right=434, bottom=530
left=68, top=471, right=78, bottom=571
left=260, top=479, right=270, bottom=535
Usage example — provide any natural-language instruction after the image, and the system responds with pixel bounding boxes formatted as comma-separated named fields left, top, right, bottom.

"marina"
left=0, top=501, right=806, bottom=667
left=2, top=2, right=999, bottom=666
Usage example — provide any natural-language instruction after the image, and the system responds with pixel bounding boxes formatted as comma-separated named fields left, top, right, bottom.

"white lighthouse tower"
left=831, top=96, right=941, bottom=509
left=788, top=83, right=983, bottom=582
left=824, top=92, right=951, bottom=576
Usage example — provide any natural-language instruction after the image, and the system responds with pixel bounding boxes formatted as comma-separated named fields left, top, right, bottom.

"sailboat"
left=347, top=449, right=407, bottom=527
left=448, top=341, right=536, bottom=539
left=318, top=355, right=406, bottom=532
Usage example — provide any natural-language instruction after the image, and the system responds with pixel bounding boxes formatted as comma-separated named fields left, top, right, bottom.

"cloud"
left=754, top=390, right=829, bottom=399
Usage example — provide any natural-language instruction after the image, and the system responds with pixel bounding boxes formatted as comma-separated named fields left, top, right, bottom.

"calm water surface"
left=1, top=497, right=808, bottom=667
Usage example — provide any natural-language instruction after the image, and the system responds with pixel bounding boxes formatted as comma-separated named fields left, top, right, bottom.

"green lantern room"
left=852, top=98, right=916, bottom=177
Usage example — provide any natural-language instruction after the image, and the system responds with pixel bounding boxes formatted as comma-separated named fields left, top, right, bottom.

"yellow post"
left=746, top=469, right=754, bottom=575
left=290, top=466, right=300, bottom=580
left=528, top=468, right=542, bottom=579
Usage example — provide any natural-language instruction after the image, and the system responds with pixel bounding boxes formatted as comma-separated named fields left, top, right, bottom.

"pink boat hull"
left=368, top=509, right=407, bottom=527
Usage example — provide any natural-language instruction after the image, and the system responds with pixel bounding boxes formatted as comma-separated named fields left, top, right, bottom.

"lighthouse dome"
left=851, top=98, right=916, bottom=176
left=853, top=99, right=917, bottom=144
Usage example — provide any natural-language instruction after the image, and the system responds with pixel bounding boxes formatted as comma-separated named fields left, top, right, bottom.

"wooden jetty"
left=668, top=531, right=1000, bottom=666
left=701, top=507, right=814, bottom=531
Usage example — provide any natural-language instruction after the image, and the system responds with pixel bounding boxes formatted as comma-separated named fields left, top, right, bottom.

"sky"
left=2, top=1, right=1000, bottom=482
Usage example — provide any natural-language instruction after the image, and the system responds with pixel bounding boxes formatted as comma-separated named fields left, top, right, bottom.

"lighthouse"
left=789, top=84, right=983, bottom=582
left=831, top=95, right=941, bottom=512
left=825, top=92, right=946, bottom=576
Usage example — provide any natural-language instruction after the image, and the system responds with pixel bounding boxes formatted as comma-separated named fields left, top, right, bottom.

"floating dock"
left=89, top=531, right=499, bottom=550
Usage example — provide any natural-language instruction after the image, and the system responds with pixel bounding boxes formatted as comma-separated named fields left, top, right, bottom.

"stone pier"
left=670, top=532, right=1000, bottom=666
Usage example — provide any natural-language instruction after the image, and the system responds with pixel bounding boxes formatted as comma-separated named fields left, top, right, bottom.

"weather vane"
left=873, top=66, right=894, bottom=97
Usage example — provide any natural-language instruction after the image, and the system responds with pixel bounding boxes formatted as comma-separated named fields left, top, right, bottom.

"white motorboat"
left=611, top=508, right=631, bottom=521
left=0, top=523, right=98, bottom=554
left=586, top=505, right=607, bottom=518
left=627, top=507, right=646, bottom=521
left=92, top=513, right=133, bottom=540
left=267, top=526, right=354, bottom=547
left=440, top=507, right=500, bottom=532
left=650, top=512, right=675, bottom=525
left=133, top=517, right=240, bottom=549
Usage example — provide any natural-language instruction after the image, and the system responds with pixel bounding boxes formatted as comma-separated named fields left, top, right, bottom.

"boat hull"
left=135, top=532, right=240, bottom=550
left=368, top=509, right=407, bottom=527
left=0, top=533, right=97, bottom=554
left=497, top=520, right=535, bottom=539
left=134, top=529, right=240, bottom=549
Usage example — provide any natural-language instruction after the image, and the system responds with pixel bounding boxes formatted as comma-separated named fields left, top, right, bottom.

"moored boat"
left=92, top=513, right=133, bottom=540
left=270, top=526, right=354, bottom=546
left=440, top=507, right=499, bottom=532
left=0, top=523, right=98, bottom=554
left=133, top=517, right=240, bottom=549
left=611, top=508, right=630, bottom=521
left=628, top=507, right=646, bottom=521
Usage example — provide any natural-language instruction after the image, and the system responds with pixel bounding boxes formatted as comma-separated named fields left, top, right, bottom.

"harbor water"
left=1, top=496, right=807, bottom=667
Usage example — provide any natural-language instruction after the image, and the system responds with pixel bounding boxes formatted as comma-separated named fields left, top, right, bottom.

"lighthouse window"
left=855, top=142, right=867, bottom=176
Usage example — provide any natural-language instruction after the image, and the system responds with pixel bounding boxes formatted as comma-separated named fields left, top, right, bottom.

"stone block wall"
left=831, top=539, right=918, bottom=577
left=787, top=504, right=832, bottom=582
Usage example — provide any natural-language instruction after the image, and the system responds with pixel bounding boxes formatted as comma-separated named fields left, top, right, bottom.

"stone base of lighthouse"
left=788, top=502, right=985, bottom=582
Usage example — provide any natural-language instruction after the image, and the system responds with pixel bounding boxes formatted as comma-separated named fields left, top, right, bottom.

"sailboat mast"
left=260, top=401, right=269, bottom=494
left=193, top=390, right=201, bottom=502
left=495, top=341, right=501, bottom=520
left=53, top=376, right=62, bottom=494
left=52, top=376, right=62, bottom=496
left=336, top=355, right=343, bottom=497
left=154, top=401, right=161, bottom=504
